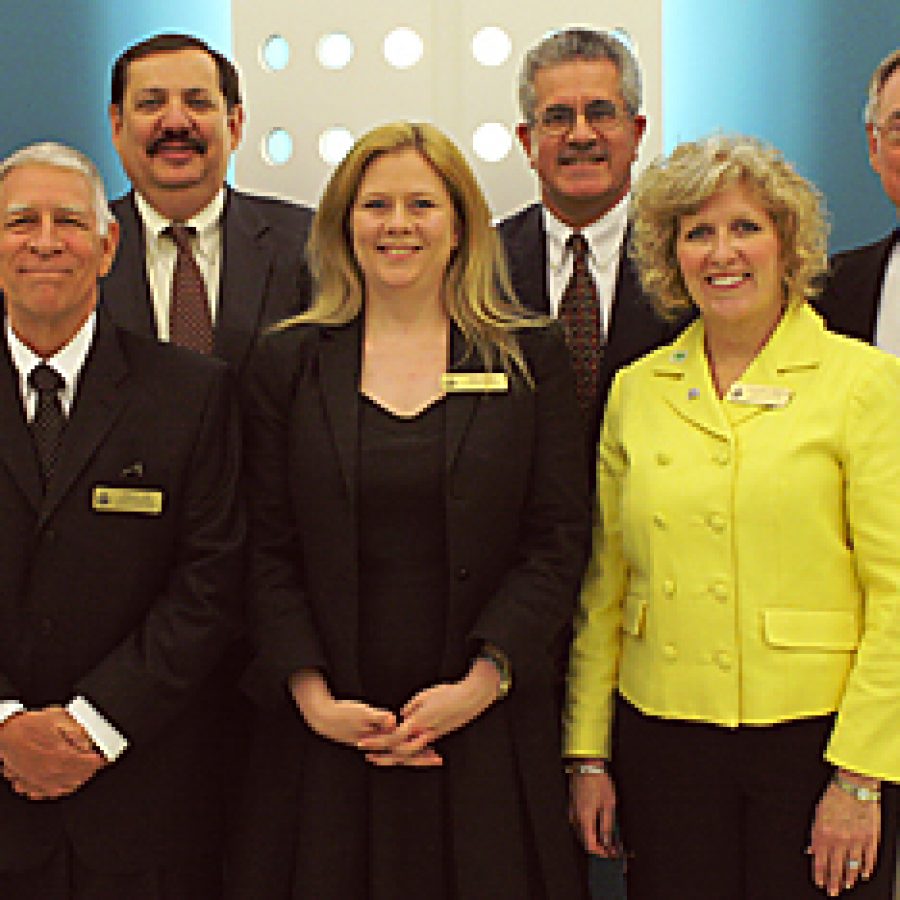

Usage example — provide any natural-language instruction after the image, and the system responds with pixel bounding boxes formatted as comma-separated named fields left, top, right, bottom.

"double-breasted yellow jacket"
left=565, top=303, right=900, bottom=781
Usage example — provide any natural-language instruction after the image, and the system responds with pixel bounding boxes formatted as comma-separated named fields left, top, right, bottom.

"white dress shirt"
left=874, top=240, right=900, bottom=357
left=135, top=189, right=225, bottom=341
left=542, top=195, right=630, bottom=330
left=1, top=314, right=128, bottom=761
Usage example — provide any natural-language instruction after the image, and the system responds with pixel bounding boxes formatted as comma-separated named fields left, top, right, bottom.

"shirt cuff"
left=67, top=696, right=128, bottom=762
left=0, top=701, right=25, bottom=726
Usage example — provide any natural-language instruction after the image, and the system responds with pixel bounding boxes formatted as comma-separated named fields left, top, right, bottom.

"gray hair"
left=518, top=27, right=643, bottom=125
left=864, top=47, right=900, bottom=125
left=0, top=141, right=115, bottom=235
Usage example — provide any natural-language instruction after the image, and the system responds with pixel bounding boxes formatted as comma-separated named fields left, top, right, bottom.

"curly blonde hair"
left=630, top=134, right=829, bottom=317
left=281, top=121, right=542, bottom=380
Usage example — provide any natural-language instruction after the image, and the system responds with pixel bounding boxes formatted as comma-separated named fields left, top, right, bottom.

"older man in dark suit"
left=816, top=48, right=899, bottom=348
left=498, top=28, right=686, bottom=458
left=102, top=33, right=313, bottom=372
left=0, top=142, right=242, bottom=899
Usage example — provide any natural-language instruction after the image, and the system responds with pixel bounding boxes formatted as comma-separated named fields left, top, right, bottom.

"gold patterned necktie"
left=558, top=232, right=604, bottom=418
left=29, top=363, right=66, bottom=488
left=166, top=224, right=213, bottom=355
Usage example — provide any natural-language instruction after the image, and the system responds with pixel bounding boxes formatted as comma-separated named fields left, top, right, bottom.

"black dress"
left=289, top=396, right=541, bottom=899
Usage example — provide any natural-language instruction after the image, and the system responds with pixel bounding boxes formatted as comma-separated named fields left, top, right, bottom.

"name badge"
left=726, top=383, right=793, bottom=408
left=92, top=486, right=164, bottom=515
left=441, top=372, right=509, bottom=393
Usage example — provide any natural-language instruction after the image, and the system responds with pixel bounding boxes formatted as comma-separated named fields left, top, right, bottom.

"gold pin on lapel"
left=92, top=486, right=164, bottom=515
left=441, top=372, right=509, bottom=393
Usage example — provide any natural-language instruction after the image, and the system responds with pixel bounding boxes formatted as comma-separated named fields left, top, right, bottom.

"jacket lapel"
left=444, top=326, right=481, bottom=473
left=100, top=193, right=157, bottom=338
left=216, top=189, right=273, bottom=368
left=318, top=320, right=362, bottom=507
left=0, top=343, right=43, bottom=511
left=506, top=205, right=551, bottom=314
left=39, top=315, right=128, bottom=526
left=654, top=321, right=731, bottom=441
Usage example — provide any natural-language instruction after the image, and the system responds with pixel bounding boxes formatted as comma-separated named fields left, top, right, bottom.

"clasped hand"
left=0, top=707, right=107, bottom=800
left=291, top=661, right=501, bottom=768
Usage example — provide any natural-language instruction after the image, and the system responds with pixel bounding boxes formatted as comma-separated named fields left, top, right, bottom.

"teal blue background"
left=1, top=1, right=897, bottom=250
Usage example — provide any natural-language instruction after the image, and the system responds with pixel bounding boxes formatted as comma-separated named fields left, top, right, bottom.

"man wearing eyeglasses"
left=499, top=28, right=687, bottom=458
left=817, top=48, right=900, bottom=349
left=499, top=28, right=691, bottom=900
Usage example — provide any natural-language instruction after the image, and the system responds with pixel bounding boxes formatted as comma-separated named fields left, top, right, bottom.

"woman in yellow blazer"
left=565, top=135, right=900, bottom=899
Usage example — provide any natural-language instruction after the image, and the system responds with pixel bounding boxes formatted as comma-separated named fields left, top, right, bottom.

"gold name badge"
left=92, top=486, right=164, bottom=515
left=726, top=383, right=793, bottom=408
left=441, top=372, right=509, bottom=393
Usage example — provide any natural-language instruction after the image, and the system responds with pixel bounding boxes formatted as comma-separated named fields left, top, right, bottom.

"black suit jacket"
left=231, top=319, right=591, bottom=898
left=497, top=203, right=690, bottom=450
left=0, top=312, right=243, bottom=871
left=101, top=186, right=314, bottom=373
left=814, top=228, right=899, bottom=342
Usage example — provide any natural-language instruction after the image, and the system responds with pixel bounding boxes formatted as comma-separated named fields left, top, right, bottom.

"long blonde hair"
left=283, top=122, right=542, bottom=380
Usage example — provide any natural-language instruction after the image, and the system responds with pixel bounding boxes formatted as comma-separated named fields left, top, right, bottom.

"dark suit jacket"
left=231, top=319, right=591, bottom=899
left=814, top=228, right=899, bottom=342
left=497, top=203, right=690, bottom=450
left=0, top=312, right=243, bottom=872
left=101, top=186, right=314, bottom=373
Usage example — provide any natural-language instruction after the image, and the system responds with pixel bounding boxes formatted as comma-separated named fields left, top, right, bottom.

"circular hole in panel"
left=472, top=123, right=512, bottom=163
left=383, top=27, right=424, bottom=69
left=471, top=26, right=511, bottom=67
left=260, top=35, right=290, bottom=72
left=317, top=32, right=355, bottom=70
left=319, top=127, right=355, bottom=165
left=263, top=128, right=293, bottom=165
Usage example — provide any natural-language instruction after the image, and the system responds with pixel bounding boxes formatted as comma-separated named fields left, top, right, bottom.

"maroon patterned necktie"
left=558, top=232, right=604, bottom=418
left=166, top=224, right=213, bottom=355
left=29, top=363, right=66, bottom=488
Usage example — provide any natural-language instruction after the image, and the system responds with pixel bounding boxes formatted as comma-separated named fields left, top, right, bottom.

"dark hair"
left=111, top=33, right=242, bottom=111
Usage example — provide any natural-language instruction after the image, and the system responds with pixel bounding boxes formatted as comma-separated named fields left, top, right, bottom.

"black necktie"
left=29, top=363, right=66, bottom=487
left=558, top=232, right=605, bottom=419
left=166, top=224, right=213, bottom=355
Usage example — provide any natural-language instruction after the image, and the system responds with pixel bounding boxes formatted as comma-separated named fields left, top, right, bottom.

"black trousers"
left=612, top=695, right=897, bottom=900
left=0, top=843, right=222, bottom=900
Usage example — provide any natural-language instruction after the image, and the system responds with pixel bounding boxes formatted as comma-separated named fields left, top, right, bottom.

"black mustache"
left=147, top=132, right=207, bottom=156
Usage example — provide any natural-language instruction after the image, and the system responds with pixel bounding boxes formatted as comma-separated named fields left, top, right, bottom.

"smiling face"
left=676, top=182, right=784, bottom=334
left=868, top=65, right=900, bottom=211
left=350, top=147, right=459, bottom=303
left=0, top=164, right=118, bottom=354
left=517, top=59, right=645, bottom=227
left=109, top=47, right=243, bottom=220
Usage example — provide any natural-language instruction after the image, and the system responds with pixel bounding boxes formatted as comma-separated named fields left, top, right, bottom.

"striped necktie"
left=29, top=363, right=66, bottom=488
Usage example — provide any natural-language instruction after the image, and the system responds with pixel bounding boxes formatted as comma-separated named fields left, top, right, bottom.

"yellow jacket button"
left=663, top=644, right=678, bottom=661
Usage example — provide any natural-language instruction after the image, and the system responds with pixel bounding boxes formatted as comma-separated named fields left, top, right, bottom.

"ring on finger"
left=846, top=859, right=861, bottom=871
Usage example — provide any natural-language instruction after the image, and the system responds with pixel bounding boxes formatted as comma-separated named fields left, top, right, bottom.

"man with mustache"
left=103, top=33, right=313, bottom=371
left=499, top=28, right=685, bottom=456
left=498, top=28, right=689, bottom=900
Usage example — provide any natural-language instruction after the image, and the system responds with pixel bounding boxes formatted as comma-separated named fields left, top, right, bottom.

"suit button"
left=653, top=513, right=667, bottom=529
left=662, top=644, right=678, bottom=661
left=713, top=450, right=730, bottom=466
left=456, top=567, right=470, bottom=581
left=39, top=617, right=53, bottom=635
left=708, top=513, right=726, bottom=533
left=710, top=582, right=728, bottom=603
left=656, top=452, right=672, bottom=466
left=716, top=652, right=733, bottom=671
left=662, top=579, right=675, bottom=597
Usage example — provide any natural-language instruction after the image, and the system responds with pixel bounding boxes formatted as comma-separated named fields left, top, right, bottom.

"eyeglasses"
left=535, top=100, right=631, bottom=136
left=874, top=118, right=900, bottom=148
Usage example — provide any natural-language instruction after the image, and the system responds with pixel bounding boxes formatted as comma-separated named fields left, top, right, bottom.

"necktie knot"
left=29, top=362, right=64, bottom=395
left=567, top=231, right=589, bottom=264
left=164, top=223, right=197, bottom=252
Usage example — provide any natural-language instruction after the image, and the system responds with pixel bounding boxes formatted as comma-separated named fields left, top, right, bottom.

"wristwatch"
left=477, top=643, right=512, bottom=699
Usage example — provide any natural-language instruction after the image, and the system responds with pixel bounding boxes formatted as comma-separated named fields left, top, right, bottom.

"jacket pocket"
left=763, top=609, right=859, bottom=651
left=622, top=593, right=647, bottom=637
